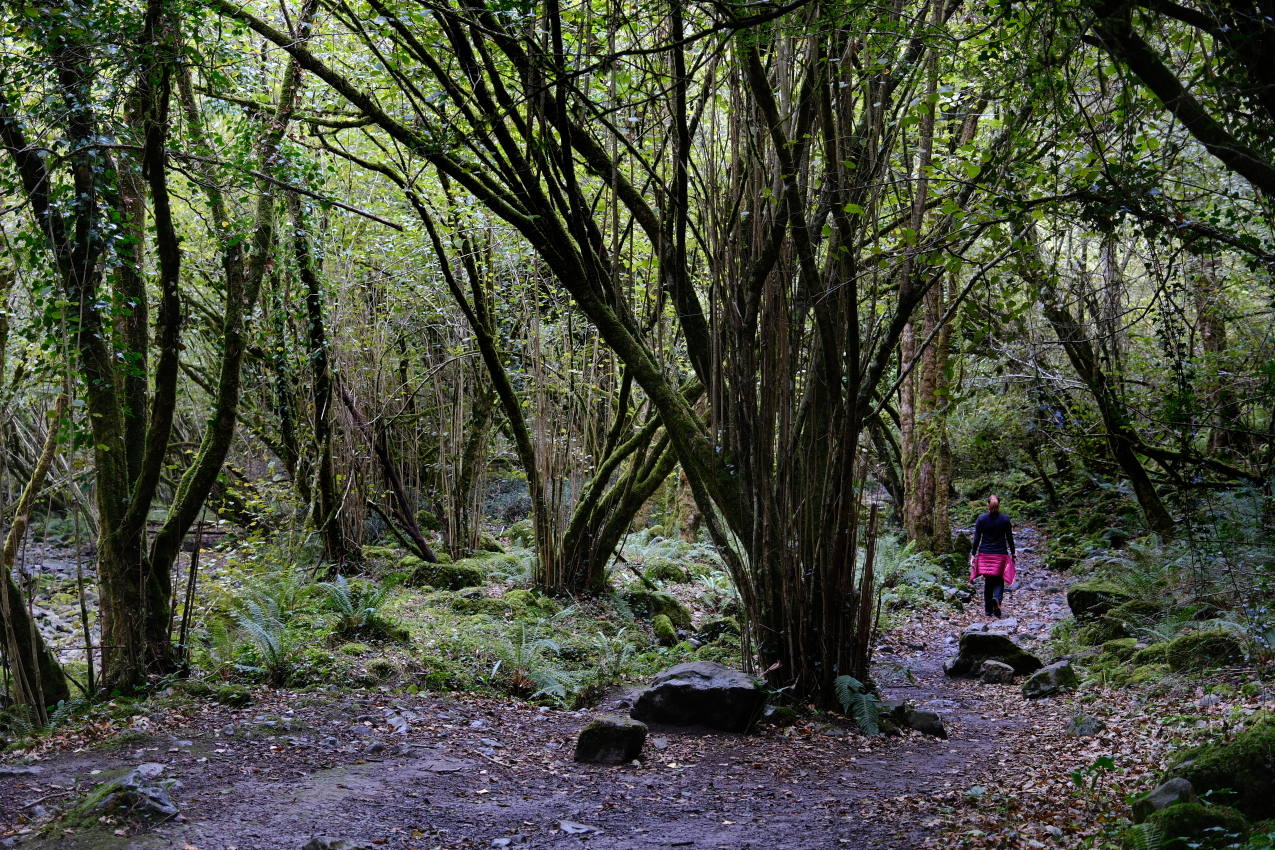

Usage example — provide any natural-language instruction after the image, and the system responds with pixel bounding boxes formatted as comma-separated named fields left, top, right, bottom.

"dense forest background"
left=2, top=0, right=1275, bottom=845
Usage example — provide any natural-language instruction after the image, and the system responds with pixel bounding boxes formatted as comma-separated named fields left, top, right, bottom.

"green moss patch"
left=1132, top=641, right=1170, bottom=666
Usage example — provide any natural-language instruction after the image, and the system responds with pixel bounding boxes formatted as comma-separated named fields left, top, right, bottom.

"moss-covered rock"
left=1123, top=802, right=1248, bottom=849
left=573, top=715, right=647, bottom=764
left=945, top=630, right=1044, bottom=677
left=339, top=642, right=371, bottom=656
left=652, top=614, right=678, bottom=646
left=1132, top=641, right=1170, bottom=665
left=1165, top=715, right=1275, bottom=820
left=365, top=658, right=400, bottom=681
left=1104, top=598, right=1162, bottom=632
left=477, top=531, right=504, bottom=553
left=1100, top=527, right=1133, bottom=549
left=1074, top=619, right=1127, bottom=646
left=1067, top=580, right=1134, bottom=621
left=361, top=545, right=402, bottom=563
left=417, top=655, right=474, bottom=691
left=212, top=684, right=252, bottom=707
left=1165, top=630, right=1246, bottom=673
left=644, top=558, right=690, bottom=584
left=1047, top=552, right=1078, bottom=571
left=403, top=557, right=485, bottom=590
left=1102, top=638, right=1139, bottom=662
left=620, top=589, right=692, bottom=628
left=695, top=616, right=741, bottom=643
left=179, top=679, right=214, bottom=698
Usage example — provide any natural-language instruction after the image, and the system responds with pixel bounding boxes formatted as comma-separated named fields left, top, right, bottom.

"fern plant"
left=232, top=597, right=294, bottom=685
left=317, top=573, right=402, bottom=638
left=1123, top=821, right=1163, bottom=850
left=834, top=675, right=881, bottom=736
left=493, top=622, right=582, bottom=704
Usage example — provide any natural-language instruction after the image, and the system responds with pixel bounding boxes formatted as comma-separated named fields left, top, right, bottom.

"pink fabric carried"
left=970, top=553, right=1013, bottom=582
left=1004, top=556, right=1016, bottom=587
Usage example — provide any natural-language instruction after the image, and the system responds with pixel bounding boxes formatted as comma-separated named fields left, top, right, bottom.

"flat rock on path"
left=1, top=525, right=1077, bottom=850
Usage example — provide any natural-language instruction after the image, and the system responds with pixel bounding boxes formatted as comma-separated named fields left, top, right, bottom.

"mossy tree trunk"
left=287, top=192, right=352, bottom=569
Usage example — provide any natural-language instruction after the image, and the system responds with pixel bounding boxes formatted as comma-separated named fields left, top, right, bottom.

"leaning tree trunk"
left=1016, top=224, right=1175, bottom=534
left=0, top=395, right=72, bottom=716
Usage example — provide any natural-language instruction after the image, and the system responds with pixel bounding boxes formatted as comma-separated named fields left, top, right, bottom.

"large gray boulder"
left=1132, top=777, right=1195, bottom=823
left=574, top=715, right=647, bottom=764
left=630, top=661, right=765, bottom=732
left=945, top=630, right=1044, bottom=678
left=1022, top=660, right=1078, bottom=698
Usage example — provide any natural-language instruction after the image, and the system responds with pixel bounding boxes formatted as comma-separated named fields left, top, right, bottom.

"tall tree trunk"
left=899, top=13, right=950, bottom=554
left=287, top=192, right=350, bottom=568
left=1194, top=258, right=1247, bottom=456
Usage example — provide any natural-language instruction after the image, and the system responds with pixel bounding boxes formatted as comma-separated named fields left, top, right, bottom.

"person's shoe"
left=993, top=603, right=1003, bottom=618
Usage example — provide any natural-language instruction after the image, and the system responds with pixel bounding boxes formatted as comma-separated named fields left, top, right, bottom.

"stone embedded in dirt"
left=1022, top=660, right=1078, bottom=698
left=573, top=715, right=648, bottom=764
left=944, top=630, right=1044, bottom=677
left=905, top=710, right=947, bottom=739
left=559, top=820, right=600, bottom=834
left=1131, top=777, right=1195, bottom=822
left=1066, top=715, right=1106, bottom=737
left=979, top=660, right=1016, bottom=684
left=630, top=661, right=766, bottom=732
left=80, top=763, right=179, bottom=821
left=302, top=839, right=373, bottom=850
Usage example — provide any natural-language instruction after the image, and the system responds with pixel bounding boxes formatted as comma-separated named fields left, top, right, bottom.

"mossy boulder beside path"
left=574, top=715, right=648, bottom=765
left=1164, top=630, right=1246, bottom=672
left=1066, top=580, right=1134, bottom=621
left=620, top=589, right=693, bottom=628
left=1123, top=802, right=1249, bottom=849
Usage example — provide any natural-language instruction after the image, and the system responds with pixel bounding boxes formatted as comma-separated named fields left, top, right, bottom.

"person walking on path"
left=969, top=494, right=1016, bottom=618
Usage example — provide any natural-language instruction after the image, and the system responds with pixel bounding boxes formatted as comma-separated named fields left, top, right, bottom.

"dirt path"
left=1, top=525, right=1075, bottom=850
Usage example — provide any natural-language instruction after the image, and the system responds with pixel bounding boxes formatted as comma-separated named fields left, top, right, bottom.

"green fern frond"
left=1125, top=822, right=1163, bottom=850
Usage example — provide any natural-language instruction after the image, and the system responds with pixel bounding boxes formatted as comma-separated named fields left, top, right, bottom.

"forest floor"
left=0, top=525, right=1255, bottom=850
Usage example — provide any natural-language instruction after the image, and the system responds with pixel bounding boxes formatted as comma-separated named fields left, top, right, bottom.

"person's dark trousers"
left=983, top=575, right=1005, bottom=616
